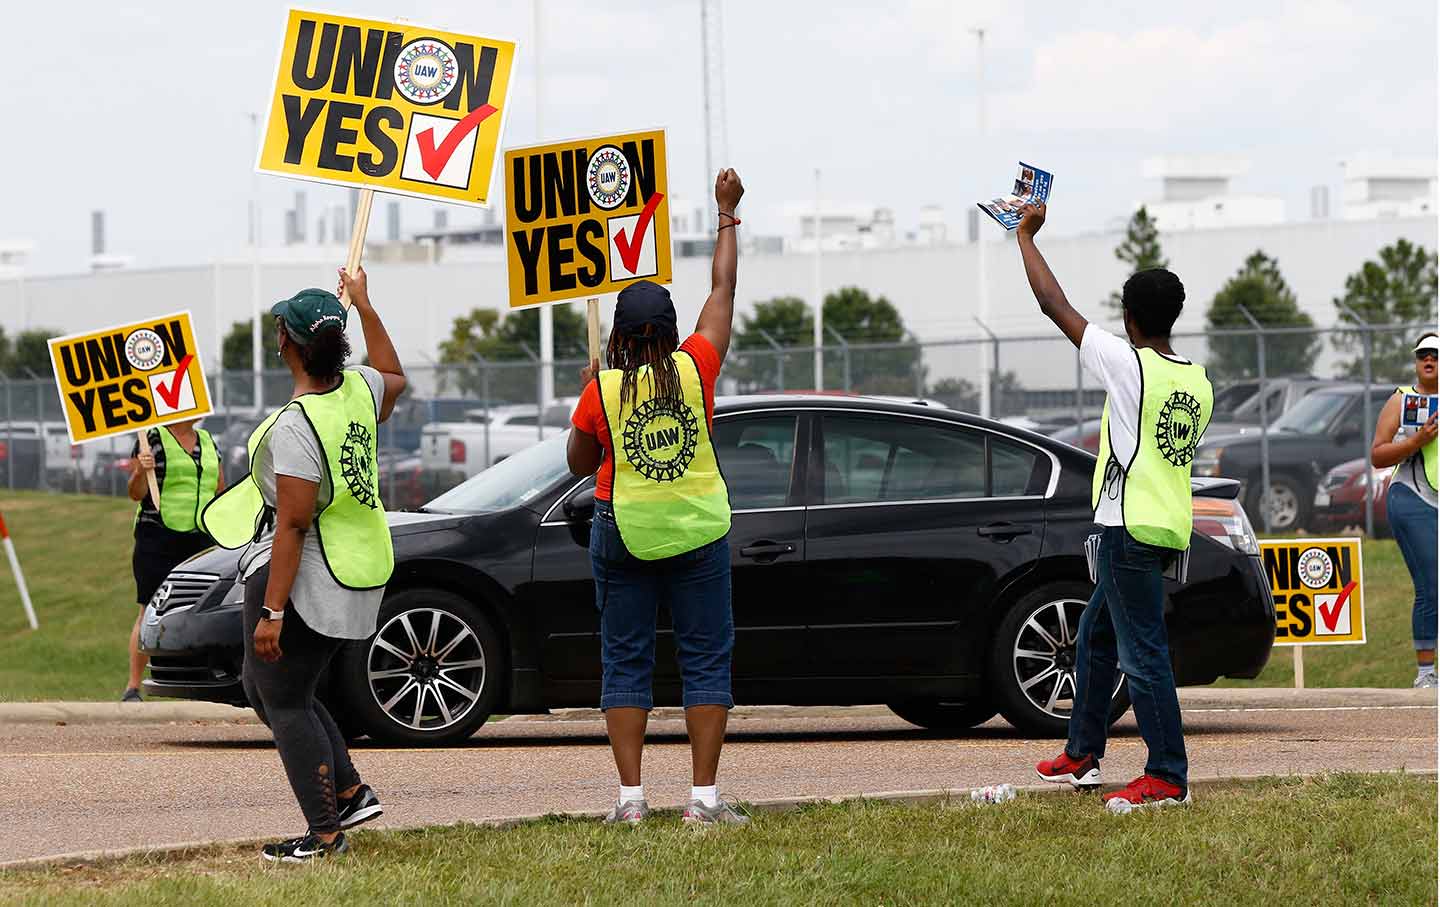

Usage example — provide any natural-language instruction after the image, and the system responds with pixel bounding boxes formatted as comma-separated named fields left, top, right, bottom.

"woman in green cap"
left=201, top=266, right=405, bottom=862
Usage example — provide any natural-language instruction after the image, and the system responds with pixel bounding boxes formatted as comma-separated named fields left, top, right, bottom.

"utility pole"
left=535, top=0, right=554, bottom=409
left=699, top=0, right=729, bottom=226
left=972, top=27, right=990, bottom=419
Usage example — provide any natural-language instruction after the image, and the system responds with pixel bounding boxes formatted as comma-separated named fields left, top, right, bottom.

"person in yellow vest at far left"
left=201, top=266, right=405, bottom=863
left=124, top=418, right=224, bottom=702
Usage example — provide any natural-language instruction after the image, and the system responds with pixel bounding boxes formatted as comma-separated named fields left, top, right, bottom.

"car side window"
left=712, top=415, right=798, bottom=509
left=991, top=437, right=1042, bottom=496
left=821, top=415, right=986, bottom=504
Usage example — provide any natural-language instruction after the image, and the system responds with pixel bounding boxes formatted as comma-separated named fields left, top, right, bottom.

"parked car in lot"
left=0, top=429, right=44, bottom=489
left=420, top=400, right=577, bottom=478
left=1194, top=384, right=1394, bottom=532
left=140, top=395, right=1274, bottom=744
left=1311, top=457, right=1392, bottom=536
left=1044, top=417, right=1103, bottom=453
left=1206, top=376, right=1337, bottom=436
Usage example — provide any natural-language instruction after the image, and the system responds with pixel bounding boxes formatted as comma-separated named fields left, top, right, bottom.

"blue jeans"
left=590, top=500, right=734, bottom=711
left=1067, top=526, right=1187, bottom=788
left=1388, top=483, right=1438, bottom=650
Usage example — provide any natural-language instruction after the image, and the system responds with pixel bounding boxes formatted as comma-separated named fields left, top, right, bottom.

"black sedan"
left=140, top=395, right=1274, bottom=744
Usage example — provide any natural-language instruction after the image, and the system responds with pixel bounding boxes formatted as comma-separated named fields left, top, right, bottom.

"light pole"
left=249, top=112, right=264, bottom=412
left=972, top=27, right=990, bottom=419
left=813, top=169, right=823, bottom=391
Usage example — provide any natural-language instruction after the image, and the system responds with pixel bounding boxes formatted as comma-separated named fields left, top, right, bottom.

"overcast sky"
left=1, top=0, right=1435, bottom=276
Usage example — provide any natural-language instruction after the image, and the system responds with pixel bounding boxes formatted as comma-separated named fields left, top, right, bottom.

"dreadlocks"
left=607, top=323, right=683, bottom=411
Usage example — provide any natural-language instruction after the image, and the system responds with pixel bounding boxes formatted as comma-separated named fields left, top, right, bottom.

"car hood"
left=176, top=510, right=467, bottom=579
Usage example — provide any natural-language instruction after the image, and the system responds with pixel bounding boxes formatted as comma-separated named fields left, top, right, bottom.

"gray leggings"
left=241, top=564, right=361, bottom=835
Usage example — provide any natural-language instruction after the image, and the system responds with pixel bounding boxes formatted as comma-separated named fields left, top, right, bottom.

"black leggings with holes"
left=241, top=564, right=362, bottom=835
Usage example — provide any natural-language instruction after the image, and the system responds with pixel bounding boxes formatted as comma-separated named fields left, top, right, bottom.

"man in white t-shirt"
left=1015, top=202, right=1213, bottom=814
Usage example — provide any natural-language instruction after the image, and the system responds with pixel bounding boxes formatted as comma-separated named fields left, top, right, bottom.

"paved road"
left=0, top=695, right=1433, bottom=865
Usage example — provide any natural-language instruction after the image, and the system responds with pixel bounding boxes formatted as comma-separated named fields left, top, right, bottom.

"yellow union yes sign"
left=505, top=129, right=672, bottom=307
left=1262, top=538, right=1366, bottom=646
left=49, top=312, right=212, bottom=444
left=257, top=9, right=517, bottom=206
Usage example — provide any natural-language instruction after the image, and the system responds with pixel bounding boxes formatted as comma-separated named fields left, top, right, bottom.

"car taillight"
left=0, top=441, right=8, bottom=460
left=1193, top=497, right=1260, bottom=555
left=449, top=439, right=466, bottom=464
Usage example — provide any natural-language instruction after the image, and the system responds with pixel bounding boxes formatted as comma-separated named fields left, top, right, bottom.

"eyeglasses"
left=1417, top=351, right=1438, bottom=361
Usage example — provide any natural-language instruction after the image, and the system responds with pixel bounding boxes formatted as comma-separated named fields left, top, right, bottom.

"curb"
left=0, top=688, right=1431, bottom=726
left=3, top=768, right=1433, bottom=871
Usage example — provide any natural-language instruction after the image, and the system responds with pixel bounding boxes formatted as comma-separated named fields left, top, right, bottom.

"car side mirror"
left=563, top=486, right=595, bottom=522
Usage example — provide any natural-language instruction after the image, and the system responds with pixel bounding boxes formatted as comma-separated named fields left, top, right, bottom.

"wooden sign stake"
left=339, top=189, right=376, bottom=309
left=136, top=429, right=161, bottom=513
left=1292, top=645, right=1305, bottom=690
left=586, top=298, right=602, bottom=366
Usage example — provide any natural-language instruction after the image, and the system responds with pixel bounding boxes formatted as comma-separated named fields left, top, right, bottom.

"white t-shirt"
left=1080, top=325, right=1191, bottom=526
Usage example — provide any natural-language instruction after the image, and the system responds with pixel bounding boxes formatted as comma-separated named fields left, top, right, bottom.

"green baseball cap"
left=271, top=288, right=347, bottom=343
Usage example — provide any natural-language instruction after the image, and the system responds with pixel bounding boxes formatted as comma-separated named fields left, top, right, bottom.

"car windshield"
left=1270, top=391, right=1350, bottom=433
left=423, top=432, right=573, bottom=514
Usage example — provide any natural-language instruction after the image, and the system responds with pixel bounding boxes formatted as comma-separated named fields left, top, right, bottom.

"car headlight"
left=1192, top=446, right=1223, bottom=477
left=222, top=580, right=245, bottom=606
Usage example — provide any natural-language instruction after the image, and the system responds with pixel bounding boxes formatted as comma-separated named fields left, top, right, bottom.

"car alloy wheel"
left=1263, top=482, right=1300, bottom=530
left=367, top=607, right=487, bottom=732
left=1011, top=597, right=1124, bottom=720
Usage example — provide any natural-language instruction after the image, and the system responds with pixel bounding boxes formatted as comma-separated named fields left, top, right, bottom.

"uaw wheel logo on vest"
left=586, top=145, right=630, bottom=210
left=340, top=422, right=379, bottom=509
left=1155, top=391, right=1203, bottom=467
left=621, top=399, right=699, bottom=483
left=394, top=39, right=458, bottom=105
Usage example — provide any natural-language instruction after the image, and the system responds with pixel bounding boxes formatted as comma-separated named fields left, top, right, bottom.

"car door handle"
left=739, top=541, right=796, bottom=561
left=977, top=522, right=1032, bottom=540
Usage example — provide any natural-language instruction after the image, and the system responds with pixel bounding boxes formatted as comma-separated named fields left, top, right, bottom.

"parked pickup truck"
left=420, top=399, right=578, bottom=479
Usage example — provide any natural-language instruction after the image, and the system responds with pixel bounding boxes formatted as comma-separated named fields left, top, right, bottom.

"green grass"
left=0, top=492, right=141, bottom=701
left=0, top=493, right=1425, bottom=700
left=0, top=774, right=1432, bottom=906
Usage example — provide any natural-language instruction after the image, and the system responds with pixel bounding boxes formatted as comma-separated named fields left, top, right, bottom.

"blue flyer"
left=977, top=162, right=1054, bottom=231
left=1401, top=393, right=1438, bottom=430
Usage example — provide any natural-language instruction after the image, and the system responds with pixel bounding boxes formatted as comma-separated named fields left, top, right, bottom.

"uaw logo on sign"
left=256, top=9, right=517, bottom=205
left=1262, top=538, right=1366, bottom=646
left=504, top=129, right=673, bottom=308
left=48, top=312, right=212, bottom=445
left=622, top=398, right=699, bottom=483
left=1155, top=390, right=1203, bottom=467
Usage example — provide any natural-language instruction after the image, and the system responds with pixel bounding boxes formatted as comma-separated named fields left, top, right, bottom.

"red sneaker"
left=1035, top=751, right=1101, bottom=789
left=1102, top=775, right=1191, bottom=814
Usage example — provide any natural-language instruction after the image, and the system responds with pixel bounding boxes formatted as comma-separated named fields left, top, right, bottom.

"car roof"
left=714, top=393, right=1062, bottom=437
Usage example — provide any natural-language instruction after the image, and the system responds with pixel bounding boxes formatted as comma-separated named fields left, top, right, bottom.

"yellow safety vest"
left=1093, top=348, right=1214, bottom=550
left=1396, top=385, right=1438, bottom=490
left=599, top=351, right=730, bottom=560
left=201, top=370, right=393, bottom=589
left=136, top=426, right=219, bottom=534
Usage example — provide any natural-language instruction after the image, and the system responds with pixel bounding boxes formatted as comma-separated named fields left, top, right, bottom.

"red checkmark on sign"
left=1318, top=581, right=1357, bottom=632
left=614, top=192, right=665, bottom=275
left=154, top=354, right=194, bottom=410
left=415, top=104, right=499, bottom=180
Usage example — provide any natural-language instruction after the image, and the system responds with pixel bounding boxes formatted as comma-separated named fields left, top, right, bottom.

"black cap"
left=613, top=280, right=677, bottom=339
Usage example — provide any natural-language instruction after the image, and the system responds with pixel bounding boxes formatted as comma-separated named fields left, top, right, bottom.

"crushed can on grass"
left=970, top=784, right=1016, bottom=804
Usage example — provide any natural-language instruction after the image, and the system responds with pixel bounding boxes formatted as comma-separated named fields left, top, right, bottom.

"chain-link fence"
left=2, top=321, right=1432, bottom=535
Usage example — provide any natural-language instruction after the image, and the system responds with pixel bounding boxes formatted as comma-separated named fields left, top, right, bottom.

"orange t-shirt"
left=570, top=333, right=722, bottom=502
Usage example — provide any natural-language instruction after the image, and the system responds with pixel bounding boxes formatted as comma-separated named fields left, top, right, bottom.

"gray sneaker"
left=603, top=799, right=650, bottom=825
left=1414, top=671, right=1437, bottom=689
left=682, top=797, right=750, bottom=826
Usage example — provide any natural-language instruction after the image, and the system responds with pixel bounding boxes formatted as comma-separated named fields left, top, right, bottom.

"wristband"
left=718, top=222, right=738, bottom=232
left=719, top=211, right=741, bottom=224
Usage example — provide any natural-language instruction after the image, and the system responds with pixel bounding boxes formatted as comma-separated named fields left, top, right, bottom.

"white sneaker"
left=1413, top=671, right=1437, bottom=689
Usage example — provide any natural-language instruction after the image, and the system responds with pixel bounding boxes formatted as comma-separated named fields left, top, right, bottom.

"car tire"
left=887, top=699, right=998, bottom=731
left=1247, top=473, right=1310, bottom=533
left=988, top=581, right=1130, bottom=738
left=335, top=588, right=504, bottom=745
